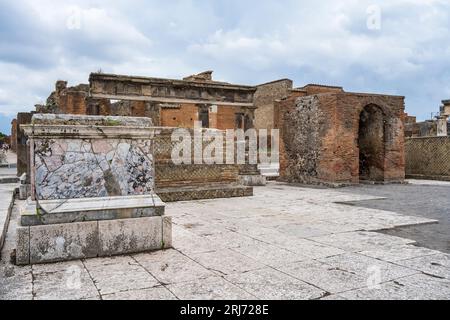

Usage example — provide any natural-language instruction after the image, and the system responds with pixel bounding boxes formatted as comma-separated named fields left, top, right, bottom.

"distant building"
left=405, top=100, right=450, bottom=138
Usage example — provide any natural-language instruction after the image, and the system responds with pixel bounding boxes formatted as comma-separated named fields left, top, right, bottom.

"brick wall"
left=276, top=91, right=405, bottom=184
left=159, top=104, right=243, bottom=130
left=16, top=112, right=33, bottom=177
left=216, top=105, right=236, bottom=130
left=160, top=104, right=198, bottom=128
left=405, top=137, right=450, bottom=180
left=153, top=128, right=242, bottom=189
left=10, top=119, right=17, bottom=152
left=301, top=84, right=344, bottom=95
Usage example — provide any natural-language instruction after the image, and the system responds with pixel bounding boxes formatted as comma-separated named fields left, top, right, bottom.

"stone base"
left=16, top=215, right=172, bottom=265
left=157, top=184, right=253, bottom=202
left=406, top=174, right=450, bottom=182
left=20, top=194, right=165, bottom=226
left=238, top=175, right=267, bottom=186
left=0, top=176, right=19, bottom=184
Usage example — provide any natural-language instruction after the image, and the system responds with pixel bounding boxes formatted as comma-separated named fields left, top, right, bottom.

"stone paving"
left=338, top=180, right=450, bottom=254
left=1, top=182, right=450, bottom=300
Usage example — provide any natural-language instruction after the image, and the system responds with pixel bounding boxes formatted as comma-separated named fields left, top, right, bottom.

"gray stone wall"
left=281, top=95, right=323, bottom=183
left=254, top=79, right=293, bottom=131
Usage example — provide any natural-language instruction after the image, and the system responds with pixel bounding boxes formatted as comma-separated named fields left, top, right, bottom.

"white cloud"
left=0, top=0, right=449, bottom=132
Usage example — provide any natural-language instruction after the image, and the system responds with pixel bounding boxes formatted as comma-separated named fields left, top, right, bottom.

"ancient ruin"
left=405, top=100, right=450, bottom=138
left=275, top=85, right=406, bottom=185
left=11, top=71, right=411, bottom=190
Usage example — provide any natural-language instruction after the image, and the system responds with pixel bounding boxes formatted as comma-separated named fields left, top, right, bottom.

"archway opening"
left=358, top=104, right=386, bottom=181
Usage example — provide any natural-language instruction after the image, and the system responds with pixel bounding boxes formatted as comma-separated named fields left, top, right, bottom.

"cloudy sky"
left=1, top=0, right=449, bottom=134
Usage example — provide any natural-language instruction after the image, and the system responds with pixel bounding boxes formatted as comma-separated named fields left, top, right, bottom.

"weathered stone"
left=225, top=268, right=325, bottom=300
left=162, top=216, right=172, bottom=249
left=31, top=113, right=153, bottom=127
left=359, top=244, right=442, bottom=262
left=3, top=182, right=450, bottom=300
left=279, top=260, right=368, bottom=294
left=16, top=114, right=170, bottom=264
left=0, top=266, right=33, bottom=300
left=102, top=287, right=177, bottom=300
left=98, top=216, right=163, bottom=256
left=318, top=252, right=419, bottom=283
left=275, top=90, right=405, bottom=184
left=28, top=221, right=98, bottom=264
left=15, top=226, right=30, bottom=265
left=190, top=249, right=264, bottom=275
left=238, top=174, right=267, bottom=186
left=133, top=249, right=215, bottom=284
left=395, top=253, right=450, bottom=279
left=20, top=195, right=165, bottom=226
left=310, top=231, right=415, bottom=252
left=167, top=276, right=255, bottom=300
left=339, top=274, right=450, bottom=300
left=33, top=262, right=99, bottom=300
left=82, top=256, right=159, bottom=295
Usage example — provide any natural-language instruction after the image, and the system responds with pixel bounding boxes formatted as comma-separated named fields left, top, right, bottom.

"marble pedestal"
left=16, top=114, right=172, bottom=265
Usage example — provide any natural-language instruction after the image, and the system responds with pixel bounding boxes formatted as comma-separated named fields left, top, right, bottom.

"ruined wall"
left=10, top=119, right=17, bottom=152
left=39, top=81, right=111, bottom=116
left=89, top=73, right=256, bottom=105
left=152, top=127, right=253, bottom=201
left=44, top=82, right=89, bottom=115
left=159, top=104, right=248, bottom=130
left=86, top=98, right=111, bottom=116
left=405, top=120, right=437, bottom=137
left=60, top=85, right=89, bottom=114
left=16, top=112, right=33, bottom=177
left=274, top=91, right=309, bottom=179
left=216, top=105, right=238, bottom=130
left=301, top=84, right=344, bottom=95
left=254, top=79, right=293, bottom=131
left=405, top=137, right=450, bottom=180
left=277, top=95, right=326, bottom=183
left=153, top=128, right=242, bottom=189
left=160, top=104, right=198, bottom=128
left=276, top=92, right=405, bottom=184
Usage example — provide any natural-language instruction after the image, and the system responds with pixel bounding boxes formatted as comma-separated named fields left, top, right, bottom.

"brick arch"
left=357, top=103, right=387, bottom=181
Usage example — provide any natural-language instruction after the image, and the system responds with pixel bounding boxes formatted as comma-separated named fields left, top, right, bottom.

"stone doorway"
left=358, top=104, right=386, bottom=181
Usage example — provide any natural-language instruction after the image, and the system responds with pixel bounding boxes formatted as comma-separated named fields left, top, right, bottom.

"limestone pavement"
left=1, top=182, right=450, bottom=300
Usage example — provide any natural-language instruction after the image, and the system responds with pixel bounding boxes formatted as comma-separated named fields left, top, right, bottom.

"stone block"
left=162, top=216, right=172, bottom=249
left=98, top=216, right=163, bottom=256
left=29, top=221, right=98, bottom=264
left=239, top=174, right=267, bottom=186
left=19, top=185, right=27, bottom=200
left=15, top=226, right=30, bottom=265
left=20, top=195, right=165, bottom=226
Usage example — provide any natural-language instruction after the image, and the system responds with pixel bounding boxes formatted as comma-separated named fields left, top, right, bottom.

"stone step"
left=156, top=184, right=253, bottom=202
left=0, top=176, right=19, bottom=184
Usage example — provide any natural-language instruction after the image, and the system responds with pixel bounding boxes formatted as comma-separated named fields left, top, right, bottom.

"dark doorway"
left=235, top=113, right=244, bottom=129
left=199, top=106, right=209, bottom=128
left=358, top=104, right=386, bottom=181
